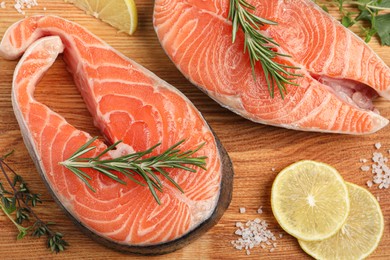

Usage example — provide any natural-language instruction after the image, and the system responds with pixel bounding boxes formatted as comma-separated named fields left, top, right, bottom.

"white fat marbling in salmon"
left=153, top=0, right=390, bottom=134
left=0, top=16, right=233, bottom=254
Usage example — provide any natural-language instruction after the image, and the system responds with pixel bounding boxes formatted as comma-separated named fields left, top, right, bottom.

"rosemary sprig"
left=60, top=137, right=207, bottom=204
left=0, top=151, right=68, bottom=253
left=228, top=0, right=301, bottom=98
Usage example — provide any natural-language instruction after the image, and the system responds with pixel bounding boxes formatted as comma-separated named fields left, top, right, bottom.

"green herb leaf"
left=365, top=27, right=378, bottom=42
left=342, top=15, right=355, bottom=27
left=16, top=208, right=30, bottom=224
left=356, top=9, right=370, bottom=21
left=321, top=5, right=329, bottom=12
left=17, top=227, right=29, bottom=240
left=379, top=0, right=390, bottom=8
left=376, top=13, right=390, bottom=45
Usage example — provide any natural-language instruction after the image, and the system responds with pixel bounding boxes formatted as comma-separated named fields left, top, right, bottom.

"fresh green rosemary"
left=60, top=137, right=207, bottom=204
left=0, top=151, right=68, bottom=253
left=228, top=0, right=301, bottom=98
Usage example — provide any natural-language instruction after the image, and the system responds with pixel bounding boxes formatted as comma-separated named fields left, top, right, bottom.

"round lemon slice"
left=271, top=160, right=350, bottom=241
left=68, top=0, right=138, bottom=35
left=299, top=182, right=384, bottom=260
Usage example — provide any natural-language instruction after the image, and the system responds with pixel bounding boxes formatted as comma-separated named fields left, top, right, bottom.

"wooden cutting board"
left=0, top=1, right=389, bottom=259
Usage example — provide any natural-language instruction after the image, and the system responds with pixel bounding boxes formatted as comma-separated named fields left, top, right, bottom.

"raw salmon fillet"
left=0, top=16, right=233, bottom=254
left=153, top=0, right=390, bottom=134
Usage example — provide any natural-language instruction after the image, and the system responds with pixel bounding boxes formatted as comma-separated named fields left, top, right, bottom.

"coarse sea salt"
left=1, top=1, right=6, bottom=8
left=360, top=143, right=390, bottom=190
left=13, top=0, right=38, bottom=14
left=231, top=206, right=281, bottom=255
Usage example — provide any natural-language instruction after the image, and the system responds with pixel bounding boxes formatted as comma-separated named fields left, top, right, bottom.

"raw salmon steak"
left=153, top=0, right=390, bottom=134
left=0, top=16, right=233, bottom=254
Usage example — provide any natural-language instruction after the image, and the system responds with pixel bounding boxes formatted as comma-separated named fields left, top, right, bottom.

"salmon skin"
left=0, top=16, right=233, bottom=254
left=153, top=0, right=390, bottom=134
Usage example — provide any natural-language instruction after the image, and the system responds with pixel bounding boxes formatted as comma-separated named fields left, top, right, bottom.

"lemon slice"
left=271, top=160, right=350, bottom=241
left=67, top=0, right=138, bottom=35
left=299, top=182, right=384, bottom=260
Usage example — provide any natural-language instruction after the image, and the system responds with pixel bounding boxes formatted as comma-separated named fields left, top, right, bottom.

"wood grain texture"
left=0, top=1, right=389, bottom=259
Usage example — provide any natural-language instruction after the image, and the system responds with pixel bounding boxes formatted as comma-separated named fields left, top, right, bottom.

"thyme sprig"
left=228, top=0, right=301, bottom=98
left=0, top=151, right=68, bottom=253
left=60, top=137, right=207, bottom=204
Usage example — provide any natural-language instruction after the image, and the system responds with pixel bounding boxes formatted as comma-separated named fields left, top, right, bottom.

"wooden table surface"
left=0, top=1, right=389, bottom=259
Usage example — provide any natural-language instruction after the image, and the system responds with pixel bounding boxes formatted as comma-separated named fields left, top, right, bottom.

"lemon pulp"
left=68, top=0, right=138, bottom=35
left=271, top=160, right=350, bottom=241
left=299, top=182, right=384, bottom=260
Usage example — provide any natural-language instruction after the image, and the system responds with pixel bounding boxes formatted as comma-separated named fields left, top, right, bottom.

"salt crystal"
left=271, top=168, right=276, bottom=172
left=43, top=7, right=46, bottom=11
left=0, top=1, right=6, bottom=8
left=239, top=207, right=246, bottom=214
left=13, top=0, right=39, bottom=14
left=232, top=214, right=279, bottom=255
left=360, top=158, right=368, bottom=163
left=257, top=207, right=263, bottom=214
left=279, top=233, right=283, bottom=238
left=377, top=196, right=380, bottom=202
left=363, top=144, right=390, bottom=190
left=270, top=248, right=275, bottom=253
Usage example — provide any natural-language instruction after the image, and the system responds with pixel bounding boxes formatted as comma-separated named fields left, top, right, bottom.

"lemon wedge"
left=299, top=182, right=384, bottom=259
left=67, top=0, right=138, bottom=35
left=271, top=160, right=350, bottom=241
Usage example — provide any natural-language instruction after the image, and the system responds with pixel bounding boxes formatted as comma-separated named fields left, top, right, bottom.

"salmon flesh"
left=0, top=16, right=233, bottom=254
left=153, top=0, right=390, bottom=134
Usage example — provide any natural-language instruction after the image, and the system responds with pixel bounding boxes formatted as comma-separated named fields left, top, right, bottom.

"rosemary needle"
left=228, top=0, right=301, bottom=98
left=60, top=137, right=207, bottom=204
